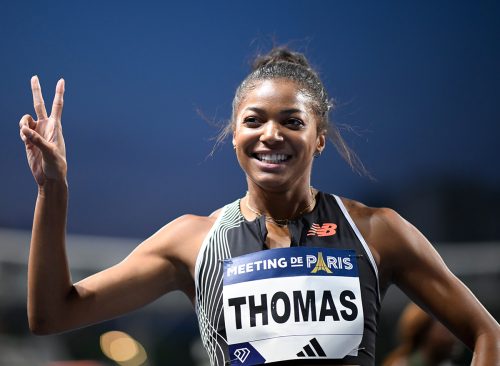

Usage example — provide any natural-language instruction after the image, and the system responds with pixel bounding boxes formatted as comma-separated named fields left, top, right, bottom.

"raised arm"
left=19, top=76, right=71, bottom=333
left=19, top=77, right=198, bottom=335
left=374, top=208, right=500, bottom=365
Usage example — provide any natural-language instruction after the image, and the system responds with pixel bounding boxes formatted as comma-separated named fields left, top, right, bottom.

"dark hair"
left=215, top=47, right=370, bottom=178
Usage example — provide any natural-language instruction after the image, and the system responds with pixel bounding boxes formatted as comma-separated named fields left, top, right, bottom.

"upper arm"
left=374, top=208, right=499, bottom=349
left=58, top=215, right=201, bottom=332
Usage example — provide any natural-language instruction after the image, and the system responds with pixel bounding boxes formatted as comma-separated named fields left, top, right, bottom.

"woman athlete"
left=19, top=48, right=499, bottom=365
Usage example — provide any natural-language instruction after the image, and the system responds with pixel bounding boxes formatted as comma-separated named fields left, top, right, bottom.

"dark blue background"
left=2, top=0, right=499, bottom=240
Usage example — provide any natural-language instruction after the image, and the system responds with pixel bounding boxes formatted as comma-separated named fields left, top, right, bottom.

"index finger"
left=51, top=78, right=65, bottom=121
left=31, top=76, right=48, bottom=120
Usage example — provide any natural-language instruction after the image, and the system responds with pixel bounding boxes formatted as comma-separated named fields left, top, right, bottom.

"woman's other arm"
left=371, top=208, right=500, bottom=365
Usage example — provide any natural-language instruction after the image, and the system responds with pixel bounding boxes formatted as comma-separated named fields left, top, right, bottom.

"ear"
left=316, top=132, right=326, bottom=154
left=232, top=130, right=237, bottom=149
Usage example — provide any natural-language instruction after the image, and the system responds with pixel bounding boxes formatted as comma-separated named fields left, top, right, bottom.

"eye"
left=242, top=116, right=261, bottom=127
left=285, top=118, right=305, bottom=129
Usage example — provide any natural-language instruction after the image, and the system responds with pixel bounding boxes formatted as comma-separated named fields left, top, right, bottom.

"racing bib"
left=223, top=247, right=364, bottom=365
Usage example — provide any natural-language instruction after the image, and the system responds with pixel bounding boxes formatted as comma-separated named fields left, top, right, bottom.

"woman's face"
left=233, top=79, right=325, bottom=192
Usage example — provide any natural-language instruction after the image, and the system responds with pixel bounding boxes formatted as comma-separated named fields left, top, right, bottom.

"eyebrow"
left=244, top=107, right=305, bottom=115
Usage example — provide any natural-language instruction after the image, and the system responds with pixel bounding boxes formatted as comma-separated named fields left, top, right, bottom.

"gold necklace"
left=245, top=187, right=316, bottom=227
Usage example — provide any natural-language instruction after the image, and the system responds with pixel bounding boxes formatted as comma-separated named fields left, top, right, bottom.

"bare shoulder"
left=338, top=196, right=408, bottom=238
left=209, top=208, right=223, bottom=218
left=156, top=213, right=219, bottom=251
left=338, top=196, right=381, bottom=220
left=138, top=211, right=222, bottom=274
left=338, top=196, right=425, bottom=288
left=166, top=213, right=219, bottom=235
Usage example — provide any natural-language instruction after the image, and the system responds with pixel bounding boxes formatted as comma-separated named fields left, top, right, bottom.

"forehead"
left=238, top=79, right=311, bottom=112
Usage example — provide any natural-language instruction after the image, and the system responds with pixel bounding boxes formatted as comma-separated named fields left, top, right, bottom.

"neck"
left=244, top=182, right=316, bottom=223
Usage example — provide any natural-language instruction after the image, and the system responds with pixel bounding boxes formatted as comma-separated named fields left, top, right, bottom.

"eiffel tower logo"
left=296, top=337, right=327, bottom=357
left=310, top=252, right=332, bottom=274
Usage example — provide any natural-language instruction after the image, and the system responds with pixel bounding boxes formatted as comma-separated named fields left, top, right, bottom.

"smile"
left=253, top=153, right=291, bottom=164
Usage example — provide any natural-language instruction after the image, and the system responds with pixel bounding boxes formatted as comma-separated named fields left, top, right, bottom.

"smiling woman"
left=224, top=48, right=368, bottom=179
left=18, top=47, right=499, bottom=366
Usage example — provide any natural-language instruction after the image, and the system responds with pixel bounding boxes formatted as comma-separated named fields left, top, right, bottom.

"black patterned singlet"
left=195, top=192, right=381, bottom=366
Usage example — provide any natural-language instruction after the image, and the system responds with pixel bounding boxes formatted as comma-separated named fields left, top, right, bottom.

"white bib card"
left=223, top=247, right=364, bottom=365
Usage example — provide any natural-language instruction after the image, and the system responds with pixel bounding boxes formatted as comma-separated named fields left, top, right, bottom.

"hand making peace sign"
left=19, top=76, right=67, bottom=186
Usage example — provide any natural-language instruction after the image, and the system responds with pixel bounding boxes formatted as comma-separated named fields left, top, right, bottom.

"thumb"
left=22, top=126, right=54, bottom=156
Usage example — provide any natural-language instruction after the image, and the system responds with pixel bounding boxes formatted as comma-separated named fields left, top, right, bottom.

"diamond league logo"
left=234, top=347, right=251, bottom=363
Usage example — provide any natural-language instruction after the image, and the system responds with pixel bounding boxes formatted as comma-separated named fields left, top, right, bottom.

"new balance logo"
left=234, top=347, right=251, bottom=363
left=307, top=223, right=337, bottom=237
left=296, top=337, right=327, bottom=357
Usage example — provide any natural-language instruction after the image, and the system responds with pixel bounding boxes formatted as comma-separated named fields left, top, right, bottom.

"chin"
left=248, top=174, right=308, bottom=193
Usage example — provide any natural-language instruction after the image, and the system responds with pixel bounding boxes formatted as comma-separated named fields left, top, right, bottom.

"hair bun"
left=252, top=47, right=310, bottom=71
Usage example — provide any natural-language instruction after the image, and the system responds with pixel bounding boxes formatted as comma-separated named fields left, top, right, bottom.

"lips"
left=253, top=153, right=291, bottom=164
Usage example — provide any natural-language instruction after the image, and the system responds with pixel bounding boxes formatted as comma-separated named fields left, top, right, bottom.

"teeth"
left=256, top=153, right=289, bottom=163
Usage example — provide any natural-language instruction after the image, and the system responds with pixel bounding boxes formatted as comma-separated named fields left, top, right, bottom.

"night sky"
left=1, top=1, right=499, bottom=240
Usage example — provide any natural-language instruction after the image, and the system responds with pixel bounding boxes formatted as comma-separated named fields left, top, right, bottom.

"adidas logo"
left=296, top=337, right=327, bottom=358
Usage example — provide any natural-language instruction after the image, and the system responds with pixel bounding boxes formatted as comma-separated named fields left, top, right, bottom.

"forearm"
left=28, top=179, right=72, bottom=334
left=471, top=328, right=500, bottom=366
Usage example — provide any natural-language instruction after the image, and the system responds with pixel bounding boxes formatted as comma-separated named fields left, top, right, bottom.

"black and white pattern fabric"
left=194, top=192, right=381, bottom=365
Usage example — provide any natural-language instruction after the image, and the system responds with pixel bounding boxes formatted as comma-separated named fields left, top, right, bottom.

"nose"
left=259, top=121, right=284, bottom=144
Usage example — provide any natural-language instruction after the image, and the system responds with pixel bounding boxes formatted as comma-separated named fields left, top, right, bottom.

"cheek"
left=300, top=134, right=322, bottom=153
left=233, top=127, right=258, bottom=149
left=233, top=134, right=252, bottom=161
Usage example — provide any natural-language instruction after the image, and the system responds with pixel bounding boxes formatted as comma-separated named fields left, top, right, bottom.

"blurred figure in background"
left=383, top=302, right=461, bottom=366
